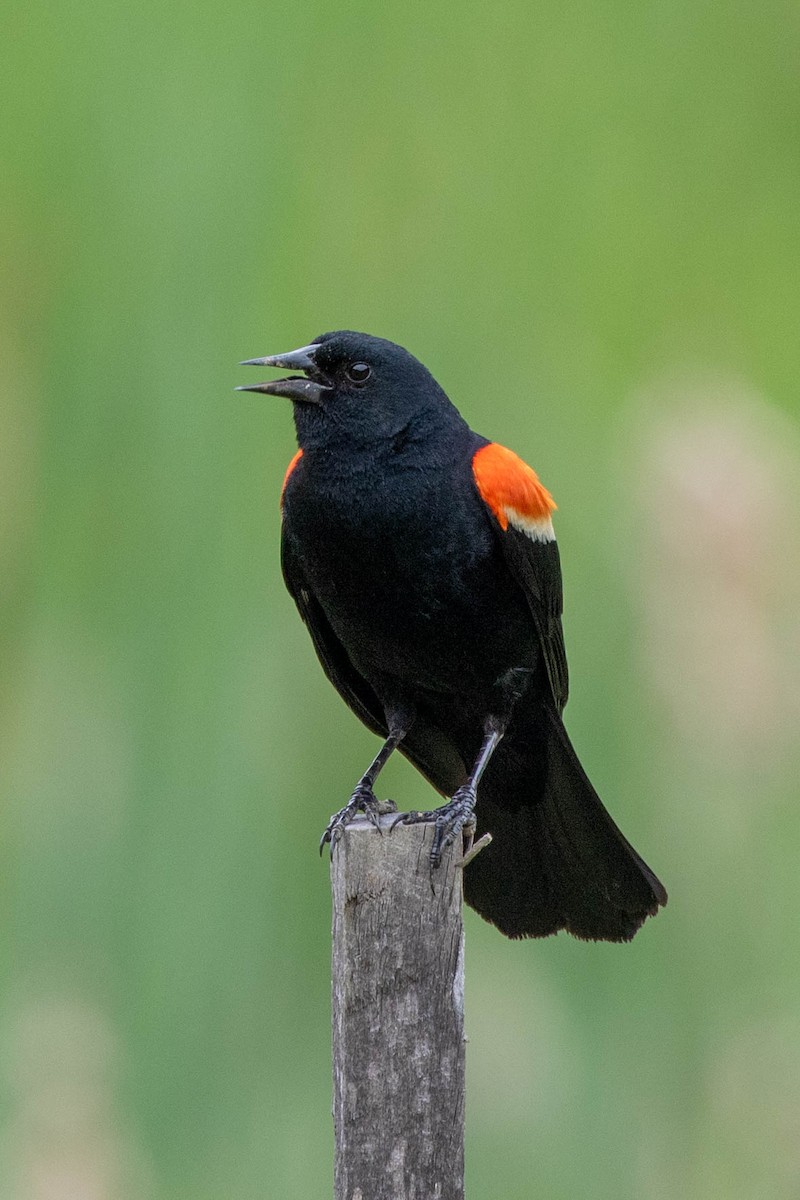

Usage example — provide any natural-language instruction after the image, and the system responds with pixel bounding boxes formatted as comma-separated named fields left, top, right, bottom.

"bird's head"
left=238, top=330, right=457, bottom=449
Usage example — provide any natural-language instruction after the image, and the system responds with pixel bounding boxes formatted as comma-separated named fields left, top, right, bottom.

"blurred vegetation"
left=2, top=1, right=800, bottom=1197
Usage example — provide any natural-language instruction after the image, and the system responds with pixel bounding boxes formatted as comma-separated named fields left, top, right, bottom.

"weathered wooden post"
left=331, top=814, right=466, bottom=1200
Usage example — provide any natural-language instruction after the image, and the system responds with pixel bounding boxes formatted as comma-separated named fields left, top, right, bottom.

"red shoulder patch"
left=280, top=448, right=303, bottom=510
left=472, top=442, right=556, bottom=542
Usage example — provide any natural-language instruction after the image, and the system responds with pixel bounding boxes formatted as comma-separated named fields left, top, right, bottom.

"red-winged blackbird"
left=239, top=332, right=667, bottom=940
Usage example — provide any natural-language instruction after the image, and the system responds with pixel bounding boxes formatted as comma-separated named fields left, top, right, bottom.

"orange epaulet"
left=281, top=448, right=303, bottom=510
left=472, top=442, right=556, bottom=543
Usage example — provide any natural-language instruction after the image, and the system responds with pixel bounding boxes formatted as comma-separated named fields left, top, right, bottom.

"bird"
left=238, top=331, right=667, bottom=941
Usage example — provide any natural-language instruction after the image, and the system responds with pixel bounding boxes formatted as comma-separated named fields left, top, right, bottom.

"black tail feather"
left=463, top=708, right=667, bottom=941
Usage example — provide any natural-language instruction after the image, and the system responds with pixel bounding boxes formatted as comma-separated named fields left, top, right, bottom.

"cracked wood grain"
left=331, top=814, right=466, bottom=1200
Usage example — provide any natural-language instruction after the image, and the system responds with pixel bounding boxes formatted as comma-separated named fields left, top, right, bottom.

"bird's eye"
left=346, top=362, right=372, bottom=385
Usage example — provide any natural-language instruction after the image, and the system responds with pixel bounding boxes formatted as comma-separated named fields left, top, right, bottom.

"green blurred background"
left=3, top=2, right=800, bottom=1196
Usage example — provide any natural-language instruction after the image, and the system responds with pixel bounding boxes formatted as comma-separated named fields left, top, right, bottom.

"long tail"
left=462, top=707, right=667, bottom=941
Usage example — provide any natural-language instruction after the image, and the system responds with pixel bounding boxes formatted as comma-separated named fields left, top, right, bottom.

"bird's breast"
left=282, top=453, right=536, bottom=690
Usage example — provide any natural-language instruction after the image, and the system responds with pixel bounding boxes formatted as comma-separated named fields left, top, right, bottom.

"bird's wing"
left=472, top=441, right=569, bottom=712
left=281, top=531, right=388, bottom=740
left=500, top=531, right=569, bottom=712
left=281, top=530, right=467, bottom=794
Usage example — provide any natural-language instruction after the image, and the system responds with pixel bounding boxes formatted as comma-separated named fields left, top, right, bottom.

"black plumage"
left=240, top=331, right=667, bottom=941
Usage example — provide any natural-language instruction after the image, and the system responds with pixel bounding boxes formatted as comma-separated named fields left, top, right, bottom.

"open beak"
left=236, top=343, right=331, bottom=404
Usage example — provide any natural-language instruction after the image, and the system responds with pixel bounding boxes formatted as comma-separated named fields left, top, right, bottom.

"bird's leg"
left=320, top=706, right=414, bottom=854
left=393, top=718, right=506, bottom=869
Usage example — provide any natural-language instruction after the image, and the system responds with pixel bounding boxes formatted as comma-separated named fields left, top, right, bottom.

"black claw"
left=390, top=808, right=432, bottom=833
left=319, top=787, right=397, bottom=855
left=429, top=786, right=477, bottom=867
left=390, top=788, right=477, bottom=868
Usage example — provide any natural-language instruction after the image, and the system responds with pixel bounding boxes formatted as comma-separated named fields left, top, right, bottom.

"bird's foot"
left=319, top=785, right=398, bottom=855
left=391, top=785, right=477, bottom=869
